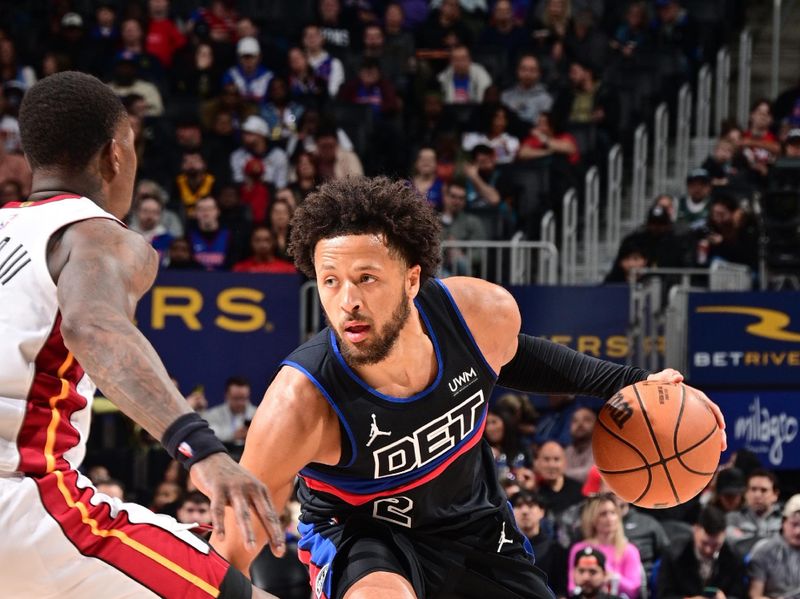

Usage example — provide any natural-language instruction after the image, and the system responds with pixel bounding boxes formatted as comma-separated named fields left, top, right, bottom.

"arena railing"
left=583, top=166, right=601, bottom=283
left=626, top=264, right=752, bottom=372
left=715, top=46, right=731, bottom=137
left=630, top=124, right=649, bottom=228
left=692, top=64, right=714, bottom=167
left=652, top=103, right=670, bottom=197
left=561, top=188, right=579, bottom=285
left=675, top=84, right=693, bottom=188
left=440, top=237, right=560, bottom=286
left=737, top=29, right=753, bottom=130
left=606, top=144, right=624, bottom=254
left=539, top=209, right=556, bottom=283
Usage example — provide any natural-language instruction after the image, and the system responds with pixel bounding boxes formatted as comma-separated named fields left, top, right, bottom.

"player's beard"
left=331, top=291, right=411, bottom=367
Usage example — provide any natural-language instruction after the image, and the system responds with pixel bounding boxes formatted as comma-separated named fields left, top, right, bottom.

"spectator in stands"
left=495, top=392, right=538, bottom=447
left=565, top=406, right=596, bottom=484
left=529, top=0, right=572, bottom=59
left=289, top=152, right=320, bottom=204
left=318, top=0, right=359, bottom=56
left=303, top=24, right=346, bottom=97
left=145, top=0, right=186, bottom=69
left=174, top=150, right=216, bottom=220
left=675, top=168, right=713, bottom=230
left=650, top=0, right=701, bottom=84
left=382, top=4, right=416, bottom=83
left=129, top=195, right=173, bottom=264
left=603, top=243, right=649, bottom=284
left=176, top=491, right=212, bottom=526
left=164, top=237, right=203, bottom=270
left=513, top=491, right=568, bottom=597
left=0, top=129, right=30, bottom=197
left=569, top=494, right=643, bottom=599
left=337, top=57, right=401, bottom=119
left=233, top=226, right=297, bottom=274
left=0, top=179, right=22, bottom=206
left=780, top=128, right=800, bottom=158
left=314, top=126, right=364, bottom=180
left=748, top=494, right=800, bottom=599
left=188, top=196, right=233, bottom=271
left=202, top=375, right=257, bottom=445
left=479, top=0, right=527, bottom=63
left=613, top=498, right=669, bottom=584
left=239, top=158, right=271, bottom=225
left=702, top=138, right=748, bottom=188
left=614, top=198, right=689, bottom=270
left=553, top=60, right=618, bottom=150
left=200, top=82, right=258, bottom=136
left=517, top=111, right=580, bottom=165
left=565, top=9, right=609, bottom=73
left=96, top=478, right=126, bottom=501
left=571, top=546, right=624, bottom=599
left=773, top=77, right=800, bottom=128
left=222, top=36, right=273, bottom=105
left=708, top=467, right=747, bottom=515
left=464, top=144, right=514, bottom=239
left=189, top=1, right=238, bottom=45
left=610, top=1, right=649, bottom=62
left=411, top=147, right=446, bottom=210
left=693, top=194, right=758, bottom=270
left=268, top=198, right=294, bottom=262
left=173, top=42, right=223, bottom=102
left=151, top=480, right=182, bottom=516
left=417, top=0, right=472, bottom=52
left=231, top=115, right=289, bottom=188
left=51, top=12, right=91, bottom=73
left=261, top=76, right=304, bottom=144
left=131, top=179, right=183, bottom=238
left=107, top=51, right=164, bottom=117
left=463, top=105, right=520, bottom=164
left=362, top=24, right=406, bottom=90
left=287, top=109, right=355, bottom=160
left=727, top=469, right=783, bottom=557
left=286, top=47, right=327, bottom=108
left=440, top=179, right=488, bottom=274
left=535, top=440, right=585, bottom=517
left=742, top=99, right=780, bottom=180
left=502, top=54, right=554, bottom=126
left=438, top=45, right=493, bottom=104
left=658, top=505, right=746, bottom=599
left=0, top=38, right=36, bottom=91
left=485, top=405, right=531, bottom=482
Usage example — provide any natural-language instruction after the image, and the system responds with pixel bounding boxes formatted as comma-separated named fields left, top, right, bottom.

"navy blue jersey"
left=283, top=278, right=506, bottom=531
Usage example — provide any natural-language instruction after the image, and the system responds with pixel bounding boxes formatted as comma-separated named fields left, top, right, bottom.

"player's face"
left=106, top=119, right=138, bottom=218
left=315, top=234, right=419, bottom=367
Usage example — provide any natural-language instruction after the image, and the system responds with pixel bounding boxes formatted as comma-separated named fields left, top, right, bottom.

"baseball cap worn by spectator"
left=687, top=167, right=711, bottom=184
left=783, top=494, right=800, bottom=518
left=786, top=129, right=800, bottom=144
left=237, top=37, right=260, bottom=57
left=510, top=490, right=548, bottom=510
left=61, top=12, right=84, bottom=29
left=242, top=115, right=269, bottom=138
left=574, top=546, right=606, bottom=571
left=647, top=204, right=671, bottom=226
left=716, top=467, right=746, bottom=496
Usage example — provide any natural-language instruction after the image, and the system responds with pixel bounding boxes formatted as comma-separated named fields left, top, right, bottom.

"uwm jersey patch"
left=285, top=279, right=507, bottom=531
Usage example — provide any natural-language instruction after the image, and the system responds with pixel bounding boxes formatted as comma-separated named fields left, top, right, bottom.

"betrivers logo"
left=449, top=367, right=477, bottom=393
left=734, top=396, right=798, bottom=466
left=696, top=306, right=800, bottom=342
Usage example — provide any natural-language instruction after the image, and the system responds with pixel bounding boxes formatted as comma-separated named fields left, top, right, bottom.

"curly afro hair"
left=289, top=176, right=442, bottom=283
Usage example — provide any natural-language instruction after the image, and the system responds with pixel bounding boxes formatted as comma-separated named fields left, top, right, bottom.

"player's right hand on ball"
left=189, top=452, right=286, bottom=557
left=685, top=385, right=727, bottom=452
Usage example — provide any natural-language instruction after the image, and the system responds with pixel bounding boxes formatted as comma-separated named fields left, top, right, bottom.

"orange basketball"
left=592, top=381, right=721, bottom=508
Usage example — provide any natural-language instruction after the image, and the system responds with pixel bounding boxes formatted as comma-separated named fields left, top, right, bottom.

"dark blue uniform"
left=283, top=280, right=554, bottom=599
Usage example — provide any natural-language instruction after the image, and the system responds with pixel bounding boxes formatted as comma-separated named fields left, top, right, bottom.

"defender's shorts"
left=298, top=502, right=556, bottom=599
left=0, top=470, right=251, bottom=599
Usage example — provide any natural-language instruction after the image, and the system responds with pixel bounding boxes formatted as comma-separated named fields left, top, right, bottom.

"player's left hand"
left=647, top=369, right=727, bottom=452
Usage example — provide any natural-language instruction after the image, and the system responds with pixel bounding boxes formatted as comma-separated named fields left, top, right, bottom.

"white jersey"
left=0, top=194, right=120, bottom=476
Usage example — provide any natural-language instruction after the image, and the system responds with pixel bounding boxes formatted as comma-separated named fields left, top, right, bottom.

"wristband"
left=161, top=413, right=227, bottom=470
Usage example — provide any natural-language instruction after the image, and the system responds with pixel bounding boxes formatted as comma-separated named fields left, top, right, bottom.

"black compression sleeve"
left=496, top=334, right=650, bottom=398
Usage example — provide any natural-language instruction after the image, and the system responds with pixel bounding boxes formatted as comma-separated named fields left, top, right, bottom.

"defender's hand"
left=647, top=370, right=727, bottom=451
left=189, top=453, right=286, bottom=557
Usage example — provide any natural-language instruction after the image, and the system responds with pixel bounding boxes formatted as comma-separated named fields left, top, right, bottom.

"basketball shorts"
left=0, top=470, right=251, bottom=599
left=297, top=502, right=556, bottom=599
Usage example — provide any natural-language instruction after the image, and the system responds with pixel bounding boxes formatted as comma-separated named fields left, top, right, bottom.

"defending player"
left=213, top=177, right=726, bottom=598
left=0, top=72, right=283, bottom=598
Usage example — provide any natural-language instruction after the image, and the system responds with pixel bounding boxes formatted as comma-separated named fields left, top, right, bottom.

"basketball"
left=592, top=381, right=721, bottom=509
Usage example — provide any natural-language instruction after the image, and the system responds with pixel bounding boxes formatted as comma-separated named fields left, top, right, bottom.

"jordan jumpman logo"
left=497, top=522, right=513, bottom=552
left=366, top=413, right=391, bottom=447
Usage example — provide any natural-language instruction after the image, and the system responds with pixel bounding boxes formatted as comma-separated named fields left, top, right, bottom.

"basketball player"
left=213, top=176, right=726, bottom=598
left=0, top=72, right=283, bottom=598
